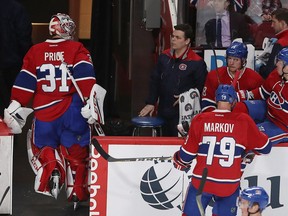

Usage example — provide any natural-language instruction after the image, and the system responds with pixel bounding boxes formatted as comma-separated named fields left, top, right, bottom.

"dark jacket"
left=259, top=29, right=288, bottom=79
left=204, top=11, right=252, bottom=47
left=0, top=0, right=32, bottom=69
left=146, top=48, right=207, bottom=118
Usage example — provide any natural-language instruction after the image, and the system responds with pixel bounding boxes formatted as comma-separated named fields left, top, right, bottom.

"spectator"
left=139, top=24, right=207, bottom=136
left=254, top=0, right=282, bottom=48
left=204, top=0, right=252, bottom=48
left=231, top=0, right=250, bottom=14
left=262, top=0, right=282, bottom=18
left=201, top=41, right=263, bottom=112
left=173, top=84, right=271, bottom=216
left=258, top=8, right=288, bottom=79
left=236, top=47, right=288, bottom=146
left=3, top=13, right=96, bottom=209
left=0, top=0, right=32, bottom=118
left=239, top=186, right=269, bottom=216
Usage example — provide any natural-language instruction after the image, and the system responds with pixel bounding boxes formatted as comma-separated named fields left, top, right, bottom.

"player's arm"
left=238, top=70, right=278, bottom=101
left=246, top=116, right=272, bottom=155
left=173, top=116, right=199, bottom=170
left=201, top=72, right=217, bottom=112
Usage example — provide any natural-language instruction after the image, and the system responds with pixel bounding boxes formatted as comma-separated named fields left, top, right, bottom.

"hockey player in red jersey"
left=236, top=47, right=288, bottom=146
left=173, top=84, right=272, bottom=216
left=201, top=41, right=263, bottom=112
left=239, top=186, right=269, bottom=216
left=3, top=13, right=97, bottom=209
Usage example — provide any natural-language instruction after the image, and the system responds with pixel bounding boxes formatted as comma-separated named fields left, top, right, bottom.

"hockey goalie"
left=3, top=13, right=105, bottom=210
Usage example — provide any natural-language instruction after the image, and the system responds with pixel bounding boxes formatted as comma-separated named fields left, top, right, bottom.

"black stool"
left=131, top=116, right=164, bottom=137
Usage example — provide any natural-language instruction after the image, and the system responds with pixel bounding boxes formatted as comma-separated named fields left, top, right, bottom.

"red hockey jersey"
left=11, top=39, right=96, bottom=121
left=181, top=110, right=271, bottom=197
left=202, top=67, right=263, bottom=112
left=251, top=69, right=288, bottom=132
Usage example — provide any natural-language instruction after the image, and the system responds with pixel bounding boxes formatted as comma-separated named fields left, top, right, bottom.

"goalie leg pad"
left=28, top=138, right=65, bottom=197
left=60, top=144, right=90, bottom=202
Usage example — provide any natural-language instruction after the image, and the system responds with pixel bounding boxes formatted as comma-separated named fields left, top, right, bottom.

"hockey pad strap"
left=173, top=151, right=191, bottom=171
left=4, top=100, right=33, bottom=134
left=81, top=99, right=96, bottom=124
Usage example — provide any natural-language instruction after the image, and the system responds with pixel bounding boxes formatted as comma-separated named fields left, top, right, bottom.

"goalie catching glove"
left=4, top=100, right=33, bottom=134
left=81, top=84, right=106, bottom=125
left=173, top=151, right=191, bottom=171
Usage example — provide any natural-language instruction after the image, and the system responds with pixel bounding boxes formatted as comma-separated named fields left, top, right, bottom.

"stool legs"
left=132, top=126, right=162, bottom=136
left=132, top=127, right=140, bottom=136
left=152, top=128, right=157, bottom=137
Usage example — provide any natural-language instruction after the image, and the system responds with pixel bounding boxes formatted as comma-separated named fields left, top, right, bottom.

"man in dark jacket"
left=0, top=0, right=32, bottom=117
left=204, top=0, right=252, bottom=48
left=139, top=24, right=207, bottom=136
left=258, top=8, right=288, bottom=79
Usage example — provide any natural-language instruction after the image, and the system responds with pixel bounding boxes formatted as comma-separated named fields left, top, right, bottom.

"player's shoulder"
left=186, top=49, right=204, bottom=61
left=193, top=111, right=214, bottom=121
left=231, top=110, right=255, bottom=122
left=206, top=66, right=226, bottom=79
left=244, top=67, right=258, bottom=74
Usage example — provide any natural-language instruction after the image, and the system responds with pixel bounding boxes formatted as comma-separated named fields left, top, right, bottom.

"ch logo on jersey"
left=269, top=90, right=288, bottom=111
left=179, top=63, right=187, bottom=71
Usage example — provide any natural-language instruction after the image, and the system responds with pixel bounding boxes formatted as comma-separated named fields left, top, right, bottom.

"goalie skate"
left=49, top=169, right=61, bottom=199
left=72, top=194, right=80, bottom=211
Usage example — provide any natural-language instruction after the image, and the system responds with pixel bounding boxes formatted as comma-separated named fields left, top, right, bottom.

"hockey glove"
left=4, top=100, right=33, bottom=134
left=177, top=121, right=190, bottom=137
left=173, top=151, right=191, bottom=171
left=81, top=99, right=96, bottom=124
left=242, top=151, right=256, bottom=164
left=237, top=90, right=254, bottom=101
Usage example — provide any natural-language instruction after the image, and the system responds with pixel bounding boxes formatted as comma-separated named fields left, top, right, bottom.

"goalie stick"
left=0, top=186, right=10, bottom=206
left=210, top=43, right=221, bottom=84
left=60, top=57, right=105, bottom=136
left=196, top=167, right=208, bottom=216
left=92, top=138, right=172, bottom=162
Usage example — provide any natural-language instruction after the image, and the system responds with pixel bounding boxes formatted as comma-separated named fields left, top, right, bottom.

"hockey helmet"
left=226, top=41, right=248, bottom=59
left=49, top=13, right=76, bottom=40
left=239, top=186, right=269, bottom=212
left=215, top=84, right=237, bottom=104
left=277, top=47, right=288, bottom=67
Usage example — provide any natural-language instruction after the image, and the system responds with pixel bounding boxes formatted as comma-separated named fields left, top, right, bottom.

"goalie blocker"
left=3, top=100, right=33, bottom=134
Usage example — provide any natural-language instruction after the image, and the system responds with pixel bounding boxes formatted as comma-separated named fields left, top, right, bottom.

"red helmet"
left=49, top=13, right=76, bottom=40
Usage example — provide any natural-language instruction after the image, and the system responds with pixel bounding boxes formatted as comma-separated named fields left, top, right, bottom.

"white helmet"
left=49, top=13, right=76, bottom=40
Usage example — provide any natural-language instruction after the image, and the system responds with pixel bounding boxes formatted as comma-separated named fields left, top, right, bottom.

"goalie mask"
left=239, top=186, right=269, bottom=212
left=49, top=13, right=76, bottom=40
left=215, top=84, right=237, bottom=105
